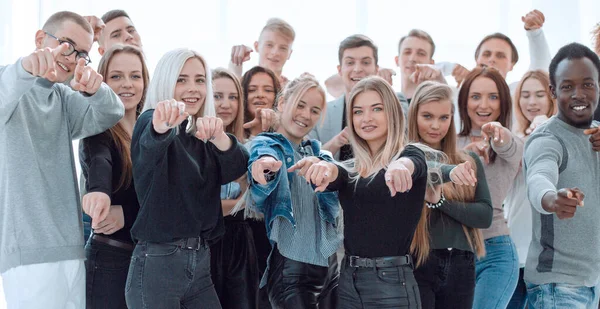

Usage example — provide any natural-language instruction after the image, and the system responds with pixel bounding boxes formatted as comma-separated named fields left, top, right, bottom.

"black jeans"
left=338, top=255, right=421, bottom=309
left=125, top=240, right=221, bottom=309
left=211, top=220, right=259, bottom=309
left=85, top=237, right=132, bottom=309
left=413, top=249, right=475, bottom=309
left=266, top=248, right=338, bottom=309
left=250, top=220, right=273, bottom=309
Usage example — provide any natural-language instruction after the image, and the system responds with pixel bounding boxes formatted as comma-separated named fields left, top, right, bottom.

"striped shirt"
left=269, top=143, right=342, bottom=266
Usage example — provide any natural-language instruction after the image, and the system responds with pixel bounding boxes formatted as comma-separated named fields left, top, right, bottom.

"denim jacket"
left=246, top=132, right=340, bottom=241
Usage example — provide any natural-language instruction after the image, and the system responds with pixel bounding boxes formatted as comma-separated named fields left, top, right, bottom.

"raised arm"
left=522, top=10, right=552, bottom=71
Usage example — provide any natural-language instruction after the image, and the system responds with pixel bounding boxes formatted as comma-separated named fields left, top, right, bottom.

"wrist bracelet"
left=426, top=191, right=446, bottom=209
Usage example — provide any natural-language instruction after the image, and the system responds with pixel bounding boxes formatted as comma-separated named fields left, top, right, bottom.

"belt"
left=91, top=234, right=135, bottom=251
left=161, top=236, right=206, bottom=251
left=347, top=255, right=413, bottom=268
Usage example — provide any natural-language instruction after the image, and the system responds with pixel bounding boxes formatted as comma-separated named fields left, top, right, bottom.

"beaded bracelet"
left=426, top=191, right=446, bottom=209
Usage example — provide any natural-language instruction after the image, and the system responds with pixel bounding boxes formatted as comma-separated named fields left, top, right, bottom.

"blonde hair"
left=408, top=81, right=486, bottom=257
left=345, top=76, right=443, bottom=267
left=513, top=70, right=557, bottom=137
left=143, top=48, right=215, bottom=135
left=212, top=68, right=245, bottom=141
left=277, top=73, right=326, bottom=127
left=260, top=18, right=295, bottom=42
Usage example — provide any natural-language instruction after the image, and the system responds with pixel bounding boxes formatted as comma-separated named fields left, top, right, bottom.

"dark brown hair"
left=338, top=34, right=379, bottom=65
left=458, top=67, right=512, bottom=164
left=241, top=66, right=281, bottom=138
left=474, top=33, right=519, bottom=65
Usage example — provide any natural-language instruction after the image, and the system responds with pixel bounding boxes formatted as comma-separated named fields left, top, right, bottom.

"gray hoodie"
left=0, top=59, right=124, bottom=273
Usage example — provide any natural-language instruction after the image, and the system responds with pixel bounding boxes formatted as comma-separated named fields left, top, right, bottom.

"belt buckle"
left=349, top=256, right=359, bottom=267
left=185, top=237, right=202, bottom=251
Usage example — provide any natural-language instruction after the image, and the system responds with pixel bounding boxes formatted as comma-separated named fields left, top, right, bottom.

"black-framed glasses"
left=45, top=32, right=92, bottom=65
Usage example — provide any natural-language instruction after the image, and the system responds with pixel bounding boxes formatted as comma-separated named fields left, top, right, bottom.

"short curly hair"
left=548, top=42, right=600, bottom=87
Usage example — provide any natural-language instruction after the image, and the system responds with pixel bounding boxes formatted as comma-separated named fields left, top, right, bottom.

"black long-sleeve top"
left=79, top=130, right=140, bottom=244
left=130, top=110, right=249, bottom=243
left=327, top=145, right=427, bottom=258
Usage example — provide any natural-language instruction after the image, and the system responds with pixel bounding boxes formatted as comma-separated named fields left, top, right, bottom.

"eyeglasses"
left=45, top=32, right=92, bottom=65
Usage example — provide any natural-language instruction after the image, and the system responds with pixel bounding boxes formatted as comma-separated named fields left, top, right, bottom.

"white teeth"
left=57, top=62, right=68, bottom=71
left=477, top=112, right=491, bottom=116
left=183, top=98, right=198, bottom=103
left=119, top=93, right=134, bottom=97
left=351, top=78, right=362, bottom=82
left=573, top=106, right=587, bottom=111
left=294, top=121, right=307, bottom=127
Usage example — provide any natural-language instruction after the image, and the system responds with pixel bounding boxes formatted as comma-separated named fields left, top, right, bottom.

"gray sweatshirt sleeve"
left=491, top=128, right=524, bottom=172
left=58, top=82, right=124, bottom=140
left=0, top=59, right=38, bottom=124
left=526, top=29, right=552, bottom=71
left=524, top=134, right=563, bottom=215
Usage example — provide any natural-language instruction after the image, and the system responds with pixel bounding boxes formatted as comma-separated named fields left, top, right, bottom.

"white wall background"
left=1, top=0, right=599, bottom=307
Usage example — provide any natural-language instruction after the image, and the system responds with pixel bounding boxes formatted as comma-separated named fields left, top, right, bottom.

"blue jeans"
left=85, top=237, right=132, bottom=309
left=526, top=282, right=600, bottom=309
left=83, top=213, right=92, bottom=243
left=507, top=268, right=527, bottom=309
left=125, top=240, right=221, bottom=309
left=473, top=235, right=519, bottom=309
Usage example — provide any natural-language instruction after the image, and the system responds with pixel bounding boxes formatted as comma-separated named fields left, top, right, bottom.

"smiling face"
left=173, top=57, right=207, bottom=115
left=352, top=90, right=388, bottom=153
left=466, top=76, right=501, bottom=130
left=338, top=46, right=379, bottom=96
left=105, top=52, right=144, bottom=111
left=254, top=30, right=293, bottom=75
left=278, top=87, right=324, bottom=144
left=37, top=20, right=93, bottom=82
left=213, top=77, right=240, bottom=127
left=519, top=77, right=552, bottom=122
left=552, top=57, right=600, bottom=128
left=416, top=99, right=453, bottom=149
left=476, top=38, right=514, bottom=79
left=99, top=16, right=142, bottom=55
left=246, top=72, right=276, bottom=117
left=396, top=36, right=434, bottom=77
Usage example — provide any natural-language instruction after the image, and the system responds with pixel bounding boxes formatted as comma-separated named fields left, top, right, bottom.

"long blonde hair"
left=408, top=81, right=486, bottom=257
left=212, top=68, right=245, bottom=141
left=512, top=71, right=557, bottom=137
left=276, top=73, right=327, bottom=128
left=345, top=76, right=441, bottom=267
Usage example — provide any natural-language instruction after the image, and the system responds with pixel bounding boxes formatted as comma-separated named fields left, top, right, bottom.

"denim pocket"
left=125, top=255, right=138, bottom=293
left=525, top=284, right=543, bottom=308
left=94, top=248, right=132, bottom=272
left=376, top=267, right=401, bottom=284
left=145, top=244, right=180, bottom=257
